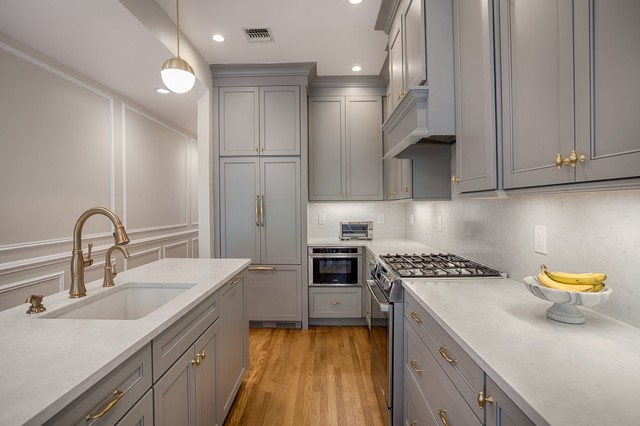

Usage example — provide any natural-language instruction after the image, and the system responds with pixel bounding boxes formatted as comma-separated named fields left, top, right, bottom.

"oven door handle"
left=366, top=280, right=390, bottom=312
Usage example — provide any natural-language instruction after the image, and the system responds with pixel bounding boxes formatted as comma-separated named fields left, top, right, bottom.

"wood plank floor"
left=224, top=326, right=385, bottom=426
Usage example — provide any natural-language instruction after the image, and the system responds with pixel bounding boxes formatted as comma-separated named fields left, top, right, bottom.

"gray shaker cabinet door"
left=246, top=265, right=302, bottom=322
left=154, top=347, right=197, bottom=426
left=346, top=96, right=384, bottom=201
left=219, top=158, right=260, bottom=263
left=453, top=0, right=499, bottom=192
left=309, top=97, right=346, bottom=200
left=500, top=0, right=576, bottom=188
left=573, top=0, right=640, bottom=181
left=260, top=86, right=300, bottom=156
left=219, top=87, right=259, bottom=156
left=260, top=157, right=301, bottom=264
left=402, top=0, right=427, bottom=88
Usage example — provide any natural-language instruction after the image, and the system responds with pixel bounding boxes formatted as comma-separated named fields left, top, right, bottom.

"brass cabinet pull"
left=410, top=311, right=423, bottom=324
left=451, top=175, right=460, bottom=184
left=248, top=266, right=277, bottom=271
left=330, top=300, right=342, bottom=305
left=563, top=149, right=586, bottom=167
left=191, top=355, right=202, bottom=367
left=255, top=195, right=260, bottom=227
left=438, top=346, right=457, bottom=365
left=389, top=191, right=397, bottom=197
left=199, top=350, right=206, bottom=361
left=397, top=88, right=405, bottom=101
left=260, top=195, right=265, bottom=226
left=477, top=390, right=494, bottom=408
left=85, top=389, right=124, bottom=420
left=409, top=421, right=417, bottom=426
left=555, top=153, right=564, bottom=169
left=410, top=359, right=423, bottom=374
left=404, top=186, right=410, bottom=192
left=230, top=275, right=243, bottom=286
left=438, top=409, right=449, bottom=426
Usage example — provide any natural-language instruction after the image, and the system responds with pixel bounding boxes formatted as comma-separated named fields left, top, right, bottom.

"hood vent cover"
left=243, top=27, right=274, bottom=42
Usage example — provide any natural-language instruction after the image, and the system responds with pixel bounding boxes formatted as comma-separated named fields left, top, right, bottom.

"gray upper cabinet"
left=309, top=96, right=383, bottom=201
left=220, top=157, right=301, bottom=265
left=500, top=0, right=640, bottom=189
left=452, top=0, right=499, bottom=193
left=219, top=86, right=300, bottom=156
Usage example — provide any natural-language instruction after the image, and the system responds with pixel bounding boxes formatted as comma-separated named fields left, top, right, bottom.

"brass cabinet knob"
left=451, top=175, right=460, bottom=184
left=477, top=390, right=494, bottom=408
left=404, top=186, right=410, bottom=192
left=555, top=153, right=564, bottom=169
left=191, top=355, right=202, bottom=367
left=563, top=149, right=586, bottom=167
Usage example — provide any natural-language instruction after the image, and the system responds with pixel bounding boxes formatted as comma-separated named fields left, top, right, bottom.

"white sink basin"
left=41, top=282, right=195, bottom=320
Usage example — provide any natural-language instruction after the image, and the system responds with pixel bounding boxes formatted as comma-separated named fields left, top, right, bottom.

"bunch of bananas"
left=536, top=264, right=607, bottom=292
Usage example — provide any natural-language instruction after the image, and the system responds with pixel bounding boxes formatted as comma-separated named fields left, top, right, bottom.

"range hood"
left=382, top=86, right=455, bottom=159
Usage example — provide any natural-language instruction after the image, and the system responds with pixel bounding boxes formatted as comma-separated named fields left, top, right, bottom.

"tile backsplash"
left=308, top=190, right=640, bottom=328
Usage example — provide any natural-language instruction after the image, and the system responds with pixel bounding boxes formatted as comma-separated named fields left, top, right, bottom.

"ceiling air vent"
left=243, top=27, right=274, bottom=43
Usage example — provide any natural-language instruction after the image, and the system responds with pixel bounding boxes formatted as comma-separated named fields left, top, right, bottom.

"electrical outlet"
left=409, top=214, right=415, bottom=226
left=318, top=213, right=326, bottom=225
left=437, top=216, right=442, bottom=232
left=534, top=225, right=547, bottom=255
left=377, top=213, right=385, bottom=224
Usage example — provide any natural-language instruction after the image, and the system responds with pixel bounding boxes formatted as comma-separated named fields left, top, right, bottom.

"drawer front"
left=405, top=293, right=483, bottom=420
left=115, top=388, right=153, bottom=426
left=309, top=287, right=362, bottom=318
left=153, top=292, right=219, bottom=382
left=405, top=320, right=482, bottom=426
left=404, top=370, right=438, bottom=426
left=47, top=344, right=152, bottom=426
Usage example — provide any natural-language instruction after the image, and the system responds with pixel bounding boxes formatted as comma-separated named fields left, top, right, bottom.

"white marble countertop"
left=403, top=278, right=640, bottom=426
left=0, top=258, right=250, bottom=426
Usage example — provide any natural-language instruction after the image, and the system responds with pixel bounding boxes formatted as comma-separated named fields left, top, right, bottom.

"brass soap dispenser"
left=25, top=295, right=46, bottom=314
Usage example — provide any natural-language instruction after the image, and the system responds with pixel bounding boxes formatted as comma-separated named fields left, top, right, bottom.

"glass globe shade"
left=161, top=57, right=196, bottom=94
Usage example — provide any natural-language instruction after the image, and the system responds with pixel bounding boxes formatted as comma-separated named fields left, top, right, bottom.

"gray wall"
left=0, top=34, right=199, bottom=311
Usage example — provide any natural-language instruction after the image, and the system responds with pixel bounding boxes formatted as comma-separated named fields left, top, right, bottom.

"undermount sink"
left=41, top=282, right=195, bottom=320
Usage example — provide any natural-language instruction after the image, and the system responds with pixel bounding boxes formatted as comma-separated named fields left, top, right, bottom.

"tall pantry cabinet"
left=212, top=64, right=312, bottom=329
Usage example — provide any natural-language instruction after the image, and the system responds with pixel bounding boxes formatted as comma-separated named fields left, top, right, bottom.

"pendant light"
left=161, top=0, right=195, bottom=94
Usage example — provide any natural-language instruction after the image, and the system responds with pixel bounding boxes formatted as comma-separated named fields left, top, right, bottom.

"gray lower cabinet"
left=452, top=0, right=499, bottom=193
left=217, top=276, right=248, bottom=425
left=246, top=264, right=301, bottom=322
left=309, top=287, right=362, bottom=318
left=309, top=95, right=383, bottom=201
left=218, top=86, right=300, bottom=156
left=46, top=345, right=153, bottom=426
left=499, top=0, right=640, bottom=189
left=219, top=157, right=301, bottom=265
left=116, top=389, right=153, bottom=426
left=485, top=375, right=535, bottom=426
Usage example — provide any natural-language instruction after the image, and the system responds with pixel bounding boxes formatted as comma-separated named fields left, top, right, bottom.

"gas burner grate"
left=380, top=253, right=502, bottom=278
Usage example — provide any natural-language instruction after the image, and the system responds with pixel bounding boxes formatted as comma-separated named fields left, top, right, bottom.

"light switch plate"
left=437, top=216, right=442, bottom=232
left=534, top=225, right=547, bottom=255
left=318, top=213, right=326, bottom=225
left=377, top=213, right=385, bottom=224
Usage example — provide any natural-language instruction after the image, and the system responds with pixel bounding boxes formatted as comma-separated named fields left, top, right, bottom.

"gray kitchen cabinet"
left=308, top=287, right=362, bottom=319
left=452, top=0, right=499, bottom=194
left=46, top=345, right=153, bottom=426
left=219, top=157, right=301, bottom=265
left=484, top=375, right=535, bottom=426
left=154, top=321, right=219, bottom=426
left=115, top=389, right=153, bottom=426
left=309, top=96, right=383, bottom=201
left=388, top=17, right=404, bottom=113
left=385, top=158, right=412, bottom=200
left=219, top=86, right=300, bottom=156
left=217, top=276, right=248, bottom=426
left=500, top=0, right=640, bottom=189
left=246, top=265, right=302, bottom=322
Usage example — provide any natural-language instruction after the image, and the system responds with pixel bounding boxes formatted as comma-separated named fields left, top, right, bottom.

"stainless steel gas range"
left=366, top=252, right=503, bottom=425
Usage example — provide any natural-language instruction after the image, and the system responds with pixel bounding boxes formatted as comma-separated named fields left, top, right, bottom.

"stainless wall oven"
left=308, top=247, right=363, bottom=286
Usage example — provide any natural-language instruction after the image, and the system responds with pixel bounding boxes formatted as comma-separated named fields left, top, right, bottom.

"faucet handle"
left=112, top=262, right=118, bottom=278
left=84, top=242, right=94, bottom=267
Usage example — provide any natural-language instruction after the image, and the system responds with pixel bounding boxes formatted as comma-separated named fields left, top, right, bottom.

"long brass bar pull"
left=260, top=195, right=265, bottom=227
left=248, top=266, right=277, bottom=271
left=255, top=195, right=260, bottom=227
left=85, top=389, right=124, bottom=420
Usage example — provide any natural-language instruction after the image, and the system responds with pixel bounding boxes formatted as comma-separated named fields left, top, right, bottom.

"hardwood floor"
left=224, top=326, right=385, bottom=426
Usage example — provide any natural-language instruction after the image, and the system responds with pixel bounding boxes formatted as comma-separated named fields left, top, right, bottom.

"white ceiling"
left=0, top=0, right=388, bottom=135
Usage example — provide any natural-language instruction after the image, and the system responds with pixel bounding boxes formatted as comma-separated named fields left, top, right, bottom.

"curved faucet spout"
left=70, top=207, right=130, bottom=298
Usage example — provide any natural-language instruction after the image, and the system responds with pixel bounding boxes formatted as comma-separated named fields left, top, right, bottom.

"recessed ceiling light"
left=352, top=65, right=362, bottom=72
left=212, top=34, right=225, bottom=42
left=349, top=0, right=364, bottom=4
left=156, top=88, right=170, bottom=94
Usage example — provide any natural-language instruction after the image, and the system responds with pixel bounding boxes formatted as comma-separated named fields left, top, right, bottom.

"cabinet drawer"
left=153, top=292, right=219, bottom=381
left=405, top=294, right=484, bottom=421
left=404, top=370, right=438, bottom=426
left=405, top=320, right=482, bottom=426
left=47, top=344, right=152, bottom=426
left=309, top=287, right=362, bottom=318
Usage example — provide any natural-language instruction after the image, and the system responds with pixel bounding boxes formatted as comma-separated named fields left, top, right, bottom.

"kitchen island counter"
left=404, top=278, right=640, bottom=426
left=0, top=257, right=250, bottom=426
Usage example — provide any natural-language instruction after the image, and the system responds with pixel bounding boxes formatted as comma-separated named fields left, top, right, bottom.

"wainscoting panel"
left=164, top=240, right=189, bottom=259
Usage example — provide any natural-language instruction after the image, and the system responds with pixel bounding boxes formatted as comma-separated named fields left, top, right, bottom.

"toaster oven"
left=339, top=221, right=373, bottom=240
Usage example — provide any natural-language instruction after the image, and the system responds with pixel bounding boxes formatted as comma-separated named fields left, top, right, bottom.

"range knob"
left=381, top=276, right=392, bottom=291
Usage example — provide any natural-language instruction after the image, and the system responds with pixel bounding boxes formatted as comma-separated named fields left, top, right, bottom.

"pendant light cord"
left=176, top=0, right=181, bottom=58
